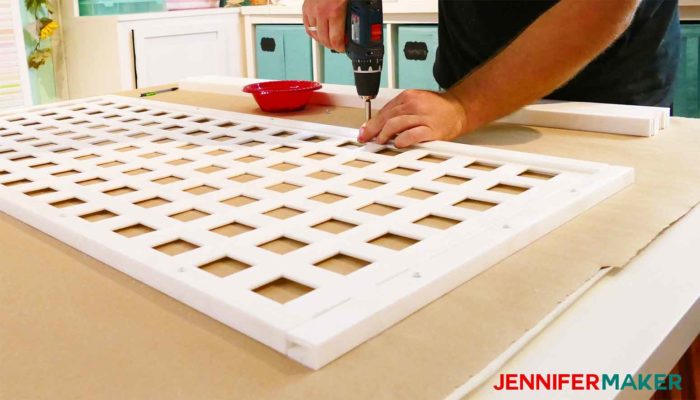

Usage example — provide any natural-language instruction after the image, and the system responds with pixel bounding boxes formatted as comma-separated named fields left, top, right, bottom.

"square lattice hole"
left=135, top=197, right=170, bottom=208
left=104, top=186, right=137, bottom=196
left=270, top=162, right=299, bottom=172
left=519, top=170, right=557, bottom=180
left=260, top=236, right=308, bottom=254
left=206, top=149, right=230, bottom=156
left=80, top=210, right=117, bottom=222
left=242, top=140, right=265, bottom=147
left=415, top=215, right=461, bottom=230
left=30, top=162, right=57, bottom=169
left=168, top=158, right=193, bottom=166
left=310, top=192, right=347, bottom=204
left=268, top=182, right=301, bottom=193
left=115, top=224, right=154, bottom=238
left=488, top=184, right=529, bottom=195
left=359, top=203, right=399, bottom=216
left=273, top=146, right=296, bottom=153
left=264, top=207, right=303, bottom=220
left=306, top=152, right=334, bottom=160
left=170, top=209, right=210, bottom=222
left=152, top=175, right=183, bottom=185
left=467, top=162, right=500, bottom=171
left=2, top=179, right=31, bottom=187
left=313, top=219, right=357, bottom=234
left=185, top=185, right=219, bottom=195
left=420, top=154, right=449, bottom=163
left=344, top=159, right=374, bottom=168
left=221, top=195, right=257, bottom=207
left=308, top=170, right=339, bottom=180
left=199, top=257, right=250, bottom=278
left=25, top=187, right=56, bottom=197
left=197, top=165, right=225, bottom=174
left=124, top=168, right=152, bottom=176
left=98, top=161, right=124, bottom=168
left=236, top=155, right=263, bottom=163
left=388, top=167, right=419, bottom=176
left=435, top=174, right=469, bottom=185
left=454, top=198, right=498, bottom=211
left=229, top=173, right=261, bottom=183
left=369, top=233, right=418, bottom=251
left=154, top=239, right=198, bottom=256
left=253, top=278, right=313, bottom=304
left=351, top=179, right=385, bottom=189
left=377, top=148, right=402, bottom=157
left=77, top=178, right=106, bottom=186
left=50, top=198, right=85, bottom=208
left=399, top=188, right=437, bottom=200
left=210, top=222, right=254, bottom=237
left=315, top=253, right=370, bottom=275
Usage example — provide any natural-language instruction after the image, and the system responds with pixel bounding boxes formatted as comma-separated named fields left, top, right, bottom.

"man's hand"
left=359, top=90, right=469, bottom=148
left=303, top=0, right=348, bottom=52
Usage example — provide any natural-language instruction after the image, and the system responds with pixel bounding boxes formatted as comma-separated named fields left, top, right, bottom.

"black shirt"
left=434, top=0, right=681, bottom=107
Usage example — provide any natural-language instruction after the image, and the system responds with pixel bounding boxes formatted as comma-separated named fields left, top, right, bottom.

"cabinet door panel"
left=397, top=25, right=439, bottom=91
left=255, top=25, right=286, bottom=80
left=133, top=22, right=230, bottom=88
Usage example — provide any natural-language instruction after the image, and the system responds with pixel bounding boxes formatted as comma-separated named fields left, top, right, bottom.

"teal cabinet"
left=396, top=25, right=440, bottom=91
left=674, top=23, right=700, bottom=117
left=255, top=25, right=313, bottom=81
left=323, top=27, right=388, bottom=87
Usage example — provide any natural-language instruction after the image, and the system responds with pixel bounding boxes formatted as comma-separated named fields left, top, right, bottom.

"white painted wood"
left=181, top=76, right=668, bottom=137
left=0, top=94, right=633, bottom=369
left=132, top=21, right=235, bottom=88
left=0, top=0, right=32, bottom=110
left=59, top=4, right=242, bottom=98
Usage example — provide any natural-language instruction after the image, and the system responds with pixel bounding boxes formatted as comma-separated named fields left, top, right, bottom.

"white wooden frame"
left=0, top=95, right=633, bottom=369
left=181, top=76, right=670, bottom=137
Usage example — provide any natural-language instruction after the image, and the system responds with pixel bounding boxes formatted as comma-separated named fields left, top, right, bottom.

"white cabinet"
left=132, top=22, right=232, bottom=88
left=60, top=6, right=243, bottom=98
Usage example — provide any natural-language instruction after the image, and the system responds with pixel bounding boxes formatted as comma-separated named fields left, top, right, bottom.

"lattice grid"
left=0, top=95, right=633, bottom=368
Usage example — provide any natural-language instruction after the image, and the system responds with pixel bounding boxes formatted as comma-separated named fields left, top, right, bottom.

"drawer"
left=255, top=25, right=313, bottom=81
left=396, top=25, right=439, bottom=91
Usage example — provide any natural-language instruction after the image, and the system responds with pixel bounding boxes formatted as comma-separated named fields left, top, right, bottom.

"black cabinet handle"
left=404, top=41, right=429, bottom=61
left=261, top=37, right=276, bottom=52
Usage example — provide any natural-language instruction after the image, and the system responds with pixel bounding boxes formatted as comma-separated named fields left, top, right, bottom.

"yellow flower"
left=39, top=21, right=58, bottom=40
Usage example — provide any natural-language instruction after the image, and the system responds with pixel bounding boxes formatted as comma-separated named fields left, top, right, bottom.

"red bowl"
left=243, top=80, right=322, bottom=112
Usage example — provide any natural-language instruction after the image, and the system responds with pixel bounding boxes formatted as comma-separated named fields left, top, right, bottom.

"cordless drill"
left=346, top=0, right=384, bottom=122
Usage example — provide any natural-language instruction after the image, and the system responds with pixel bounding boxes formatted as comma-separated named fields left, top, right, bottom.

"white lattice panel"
left=0, top=95, right=633, bottom=369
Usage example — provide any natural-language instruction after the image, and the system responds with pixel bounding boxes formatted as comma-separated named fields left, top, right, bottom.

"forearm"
left=451, top=0, right=641, bottom=132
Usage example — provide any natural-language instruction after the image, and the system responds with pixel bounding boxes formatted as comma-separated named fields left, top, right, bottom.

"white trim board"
left=0, top=95, right=633, bottom=369
left=180, top=76, right=668, bottom=137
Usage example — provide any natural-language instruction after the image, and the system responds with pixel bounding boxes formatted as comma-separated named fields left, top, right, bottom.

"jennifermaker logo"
left=493, top=373, right=682, bottom=391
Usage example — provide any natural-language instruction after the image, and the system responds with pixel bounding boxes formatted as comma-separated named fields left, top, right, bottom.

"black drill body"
left=346, top=0, right=384, bottom=101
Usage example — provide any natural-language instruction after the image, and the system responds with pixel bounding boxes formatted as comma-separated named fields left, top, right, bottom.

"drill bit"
left=364, top=98, right=372, bottom=122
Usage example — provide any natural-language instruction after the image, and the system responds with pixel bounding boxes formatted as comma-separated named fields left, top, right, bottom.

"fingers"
left=359, top=104, right=409, bottom=143
left=304, top=14, right=319, bottom=41
left=395, top=126, right=435, bottom=148
left=328, top=11, right=346, bottom=52
left=375, top=116, right=424, bottom=145
left=317, top=18, right=330, bottom=48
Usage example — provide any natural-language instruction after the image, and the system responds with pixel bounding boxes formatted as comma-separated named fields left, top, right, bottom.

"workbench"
left=0, top=88, right=698, bottom=400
